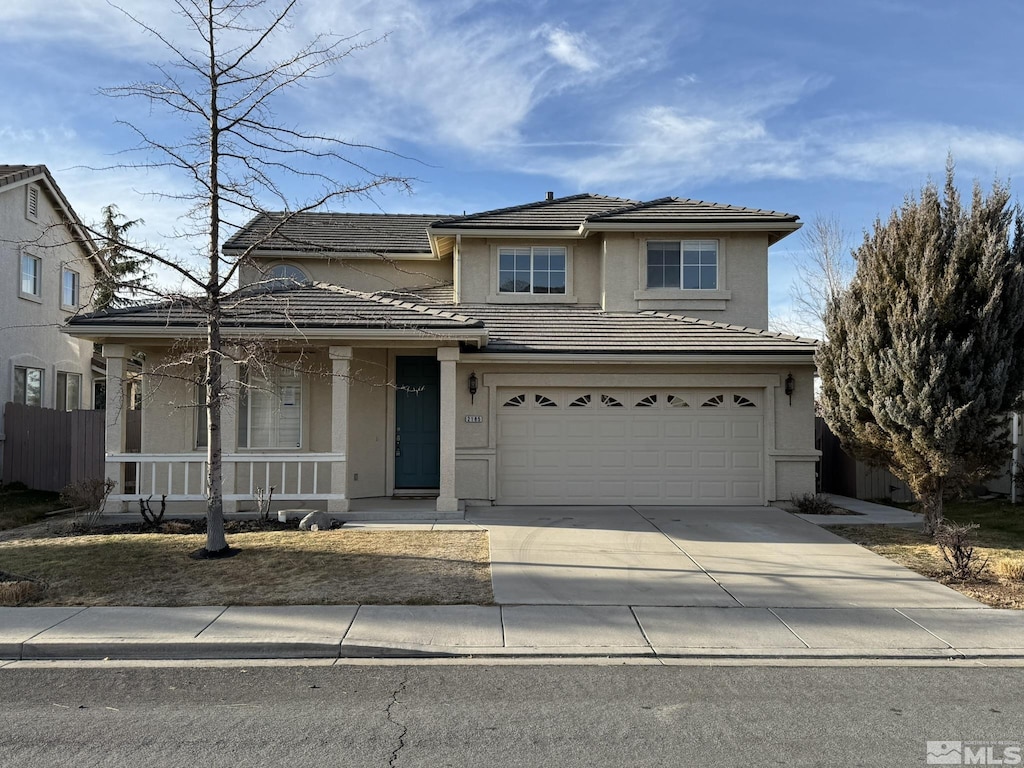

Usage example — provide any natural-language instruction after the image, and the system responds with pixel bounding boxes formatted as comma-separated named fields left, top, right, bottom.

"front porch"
left=101, top=344, right=468, bottom=516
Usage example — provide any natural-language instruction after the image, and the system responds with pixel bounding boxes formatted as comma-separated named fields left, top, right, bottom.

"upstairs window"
left=62, top=268, right=80, bottom=309
left=21, top=253, right=42, bottom=299
left=499, top=247, right=566, bottom=294
left=647, top=240, right=718, bottom=290
left=266, top=263, right=307, bottom=288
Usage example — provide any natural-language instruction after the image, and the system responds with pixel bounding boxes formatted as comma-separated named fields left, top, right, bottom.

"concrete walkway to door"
left=466, top=505, right=981, bottom=608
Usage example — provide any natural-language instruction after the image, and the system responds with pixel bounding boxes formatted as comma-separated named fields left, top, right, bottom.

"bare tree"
left=99, top=0, right=409, bottom=556
left=786, top=214, right=853, bottom=339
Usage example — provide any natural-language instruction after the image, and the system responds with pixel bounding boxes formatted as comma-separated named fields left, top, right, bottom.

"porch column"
left=102, top=344, right=130, bottom=512
left=329, top=346, right=352, bottom=513
left=436, top=347, right=460, bottom=513
left=219, top=352, right=239, bottom=514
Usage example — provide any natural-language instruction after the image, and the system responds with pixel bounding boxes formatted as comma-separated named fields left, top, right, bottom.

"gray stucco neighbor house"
left=66, top=193, right=818, bottom=515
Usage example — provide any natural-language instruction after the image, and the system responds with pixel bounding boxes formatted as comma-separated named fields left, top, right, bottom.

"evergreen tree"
left=92, top=204, right=149, bottom=311
left=818, top=161, right=1024, bottom=534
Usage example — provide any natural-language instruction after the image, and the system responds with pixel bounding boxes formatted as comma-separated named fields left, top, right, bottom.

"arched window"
left=266, top=263, right=307, bottom=287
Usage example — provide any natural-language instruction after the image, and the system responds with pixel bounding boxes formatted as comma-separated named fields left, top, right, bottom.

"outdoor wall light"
left=784, top=373, right=795, bottom=405
left=468, top=371, right=479, bottom=404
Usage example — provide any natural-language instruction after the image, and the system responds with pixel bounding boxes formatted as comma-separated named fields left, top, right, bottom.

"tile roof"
left=69, top=280, right=816, bottom=355
left=222, top=212, right=443, bottom=255
left=587, top=197, right=798, bottom=223
left=0, top=165, right=43, bottom=188
left=67, top=283, right=483, bottom=333
left=431, top=194, right=636, bottom=230
left=455, top=304, right=816, bottom=355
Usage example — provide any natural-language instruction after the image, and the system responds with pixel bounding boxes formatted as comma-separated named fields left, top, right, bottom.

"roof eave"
left=580, top=221, right=802, bottom=237
left=63, top=324, right=489, bottom=346
left=464, top=351, right=817, bottom=363
left=428, top=226, right=587, bottom=238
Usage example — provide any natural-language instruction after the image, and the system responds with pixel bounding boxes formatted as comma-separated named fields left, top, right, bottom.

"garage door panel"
left=496, top=388, right=764, bottom=505
left=631, top=451, right=662, bottom=468
left=664, top=422, right=693, bottom=439
left=732, top=420, right=762, bottom=440
left=698, top=451, right=728, bottom=469
left=732, top=451, right=763, bottom=469
left=697, top=421, right=727, bottom=439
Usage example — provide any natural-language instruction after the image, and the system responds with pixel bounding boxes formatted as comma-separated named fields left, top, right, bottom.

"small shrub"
left=790, top=493, right=838, bottom=515
left=60, top=477, right=116, bottom=528
left=993, top=558, right=1024, bottom=582
left=933, top=521, right=988, bottom=580
left=138, top=494, right=167, bottom=528
left=0, top=580, right=42, bottom=606
left=253, top=486, right=275, bottom=526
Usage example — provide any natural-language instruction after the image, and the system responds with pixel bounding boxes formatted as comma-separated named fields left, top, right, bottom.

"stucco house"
left=66, top=193, right=818, bottom=515
left=1, top=164, right=102, bottom=476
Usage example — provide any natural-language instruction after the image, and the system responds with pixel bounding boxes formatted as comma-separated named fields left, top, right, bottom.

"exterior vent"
left=545, top=191, right=554, bottom=201
left=26, top=185, right=39, bottom=220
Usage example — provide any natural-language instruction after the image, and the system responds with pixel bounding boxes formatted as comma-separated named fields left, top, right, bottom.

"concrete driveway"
left=466, top=505, right=981, bottom=608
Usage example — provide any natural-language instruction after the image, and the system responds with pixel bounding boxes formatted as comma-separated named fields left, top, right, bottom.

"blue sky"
left=2, top=0, right=1022, bottom=330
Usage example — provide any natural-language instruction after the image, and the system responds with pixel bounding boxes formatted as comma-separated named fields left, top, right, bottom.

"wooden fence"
left=2, top=403, right=105, bottom=492
left=816, top=417, right=914, bottom=502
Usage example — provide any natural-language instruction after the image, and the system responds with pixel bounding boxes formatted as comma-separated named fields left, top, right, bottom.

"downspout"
left=453, top=233, right=461, bottom=305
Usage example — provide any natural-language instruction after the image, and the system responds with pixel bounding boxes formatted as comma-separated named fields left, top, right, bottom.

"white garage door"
left=496, top=388, right=764, bottom=505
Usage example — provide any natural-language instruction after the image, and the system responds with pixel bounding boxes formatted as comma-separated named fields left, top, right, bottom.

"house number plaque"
left=465, top=415, right=483, bottom=423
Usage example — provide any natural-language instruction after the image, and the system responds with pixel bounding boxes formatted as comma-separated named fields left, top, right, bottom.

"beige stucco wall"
left=601, top=232, right=769, bottom=326
left=0, top=178, right=99, bottom=479
left=0, top=180, right=97, bottom=413
left=239, top=256, right=453, bottom=294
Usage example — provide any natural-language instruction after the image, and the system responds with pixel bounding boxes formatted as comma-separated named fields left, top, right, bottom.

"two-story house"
left=66, top=193, right=818, bottom=516
left=1, top=165, right=102, bottom=476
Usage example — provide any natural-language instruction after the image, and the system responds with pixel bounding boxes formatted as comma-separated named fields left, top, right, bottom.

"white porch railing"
left=106, top=453, right=346, bottom=502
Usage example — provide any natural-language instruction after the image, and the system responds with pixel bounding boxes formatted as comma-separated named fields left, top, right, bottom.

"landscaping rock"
left=299, top=511, right=333, bottom=531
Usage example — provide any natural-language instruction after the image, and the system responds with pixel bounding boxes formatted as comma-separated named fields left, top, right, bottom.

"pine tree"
left=818, top=161, right=1024, bottom=534
left=92, top=204, right=149, bottom=311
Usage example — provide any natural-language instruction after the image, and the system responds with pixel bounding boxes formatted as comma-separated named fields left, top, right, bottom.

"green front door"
left=394, top=356, right=441, bottom=489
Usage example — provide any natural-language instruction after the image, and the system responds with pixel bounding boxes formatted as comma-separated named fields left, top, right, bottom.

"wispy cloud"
left=539, top=26, right=598, bottom=72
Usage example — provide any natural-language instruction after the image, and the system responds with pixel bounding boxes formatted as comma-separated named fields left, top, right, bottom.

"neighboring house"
left=1, top=164, right=102, bottom=476
left=66, top=193, right=818, bottom=514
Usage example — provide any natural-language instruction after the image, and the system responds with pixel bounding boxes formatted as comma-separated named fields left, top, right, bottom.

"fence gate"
left=2, top=403, right=105, bottom=492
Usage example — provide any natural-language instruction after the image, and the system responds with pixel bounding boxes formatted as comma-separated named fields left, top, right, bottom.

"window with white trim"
left=646, top=240, right=718, bottom=290
left=20, top=253, right=41, bottom=299
left=14, top=366, right=43, bottom=406
left=237, top=366, right=303, bottom=448
left=56, top=372, right=82, bottom=411
left=498, top=247, right=566, bottom=294
left=62, top=268, right=80, bottom=309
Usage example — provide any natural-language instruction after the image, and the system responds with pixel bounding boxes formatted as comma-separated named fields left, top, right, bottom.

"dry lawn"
left=0, top=529, right=493, bottom=607
left=831, top=521, right=1024, bottom=609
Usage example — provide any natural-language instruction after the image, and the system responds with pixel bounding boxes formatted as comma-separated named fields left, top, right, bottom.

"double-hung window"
left=238, top=366, right=303, bottom=449
left=56, top=372, right=82, bottom=411
left=647, top=240, right=718, bottom=290
left=14, top=366, right=44, bottom=406
left=20, top=253, right=42, bottom=299
left=62, top=268, right=80, bottom=309
left=499, top=247, right=566, bottom=294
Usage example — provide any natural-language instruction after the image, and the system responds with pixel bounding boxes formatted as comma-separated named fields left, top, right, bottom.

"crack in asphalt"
left=385, top=672, right=409, bottom=767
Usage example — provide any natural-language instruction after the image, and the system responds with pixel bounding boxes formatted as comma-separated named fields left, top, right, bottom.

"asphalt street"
left=2, top=663, right=1022, bottom=767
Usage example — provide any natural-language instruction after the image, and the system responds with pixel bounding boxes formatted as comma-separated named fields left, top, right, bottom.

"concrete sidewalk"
left=3, top=603, right=1024, bottom=662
